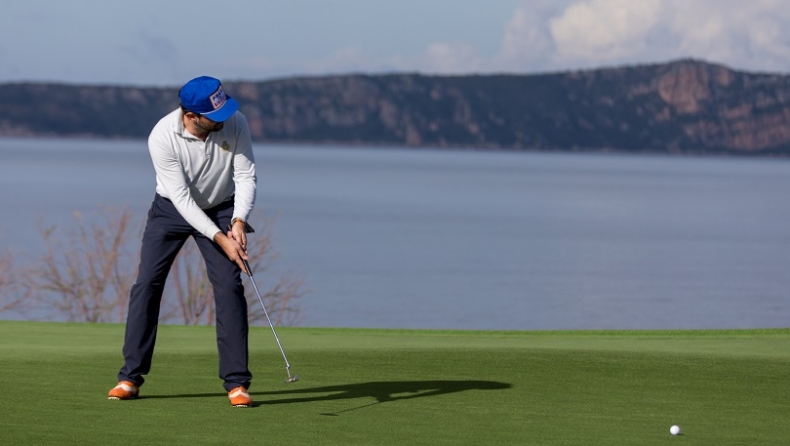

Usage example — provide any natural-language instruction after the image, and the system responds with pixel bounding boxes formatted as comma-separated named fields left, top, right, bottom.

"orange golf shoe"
left=108, top=381, right=139, bottom=400
left=228, top=386, right=252, bottom=407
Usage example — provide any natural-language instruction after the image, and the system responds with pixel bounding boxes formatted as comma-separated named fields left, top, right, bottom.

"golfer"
left=108, top=76, right=257, bottom=407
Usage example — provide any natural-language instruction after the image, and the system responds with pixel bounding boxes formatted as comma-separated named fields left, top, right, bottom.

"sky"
left=3, top=0, right=790, bottom=86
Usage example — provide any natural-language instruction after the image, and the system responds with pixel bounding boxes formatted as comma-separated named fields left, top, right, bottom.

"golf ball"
left=670, top=425, right=681, bottom=435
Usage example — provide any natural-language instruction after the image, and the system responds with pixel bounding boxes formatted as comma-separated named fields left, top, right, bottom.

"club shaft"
left=243, top=260, right=292, bottom=374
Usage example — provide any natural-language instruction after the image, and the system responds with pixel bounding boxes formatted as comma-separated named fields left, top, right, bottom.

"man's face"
left=191, top=113, right=224, bottom=133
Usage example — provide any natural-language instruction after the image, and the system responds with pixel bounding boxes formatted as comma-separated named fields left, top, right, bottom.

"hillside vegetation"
left=2, top=59, right=790, bottom=154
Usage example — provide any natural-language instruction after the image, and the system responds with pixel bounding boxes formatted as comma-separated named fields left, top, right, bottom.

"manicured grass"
left=0, top=321, right=788, bottom=445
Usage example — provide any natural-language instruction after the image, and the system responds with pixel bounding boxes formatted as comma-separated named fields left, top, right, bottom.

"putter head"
left=284, top=374, right=300, bottom=384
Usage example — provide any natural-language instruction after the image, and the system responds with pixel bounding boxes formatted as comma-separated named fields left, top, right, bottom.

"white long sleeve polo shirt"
left=147, top=108, right=257, bottom=239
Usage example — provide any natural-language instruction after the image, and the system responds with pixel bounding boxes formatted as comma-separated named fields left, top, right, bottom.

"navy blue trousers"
left=118, top=194, right=252, bottom=391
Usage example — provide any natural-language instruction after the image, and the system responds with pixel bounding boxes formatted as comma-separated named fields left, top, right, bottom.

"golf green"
left=0, top=321, right=788, bottom=445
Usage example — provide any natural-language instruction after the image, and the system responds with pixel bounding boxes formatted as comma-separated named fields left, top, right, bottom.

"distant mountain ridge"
left=2, top=59, right=790, bottom=154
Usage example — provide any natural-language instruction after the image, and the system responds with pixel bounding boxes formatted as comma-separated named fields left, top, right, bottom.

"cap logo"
left=210, top=87, right=227, bottom=110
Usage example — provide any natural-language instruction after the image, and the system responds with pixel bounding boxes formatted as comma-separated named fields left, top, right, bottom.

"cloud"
left=397, top=0, right=790, bottom=75
left=540, top=0, right=790, bottom=72
left=665, top=0, right=790, bottom=70
left=388, top=43, right=485, bottom=74
left=496, top=2, right=557, bottom=70
left=202, top=0, right=790, bottom=80
left=548, top=0, right=664, bottom=62
left=395, top=2, right=559, bottom=74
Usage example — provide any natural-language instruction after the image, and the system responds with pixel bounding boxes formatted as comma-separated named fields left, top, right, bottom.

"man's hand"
left=213, top=231, right=248, bottom=273
left=228, top=219, right=248, bottom=250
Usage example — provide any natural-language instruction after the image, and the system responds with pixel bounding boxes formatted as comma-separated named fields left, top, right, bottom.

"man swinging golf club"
left=108, top=76, right=257, bottom=407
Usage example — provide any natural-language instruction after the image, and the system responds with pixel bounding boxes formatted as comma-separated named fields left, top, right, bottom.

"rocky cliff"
left=2, top=59, right=790, bottom=154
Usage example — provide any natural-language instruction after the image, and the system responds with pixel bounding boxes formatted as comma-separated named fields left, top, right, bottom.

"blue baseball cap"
left=179, top=76, right=239, bottom=122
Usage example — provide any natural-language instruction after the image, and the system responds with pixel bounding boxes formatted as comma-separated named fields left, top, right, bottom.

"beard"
left=195, top=119, right=224, bottom=133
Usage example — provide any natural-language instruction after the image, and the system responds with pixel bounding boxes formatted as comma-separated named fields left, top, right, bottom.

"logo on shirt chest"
left=220, top=140, right=231, bottom=151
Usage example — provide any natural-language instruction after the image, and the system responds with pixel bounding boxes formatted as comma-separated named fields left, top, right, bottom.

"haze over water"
left=1, top=137, right=789, bottom=330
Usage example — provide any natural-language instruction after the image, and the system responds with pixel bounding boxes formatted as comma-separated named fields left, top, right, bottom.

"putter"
left=242, top=258, right=300, bottom=384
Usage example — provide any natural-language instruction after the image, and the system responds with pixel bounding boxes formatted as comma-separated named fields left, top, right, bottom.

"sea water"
left=1, top=137, right=789, bottom=330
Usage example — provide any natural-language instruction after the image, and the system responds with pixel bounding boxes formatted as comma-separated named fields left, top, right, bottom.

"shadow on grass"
left=142, top=380, right=512, bottom=413
left=259, top=380, right=512, bottom=415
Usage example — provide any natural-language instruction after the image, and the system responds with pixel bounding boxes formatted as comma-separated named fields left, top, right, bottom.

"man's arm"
left=232, top=113, right=257, bottom=223
left=229, top=113, right=257, bottom=251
